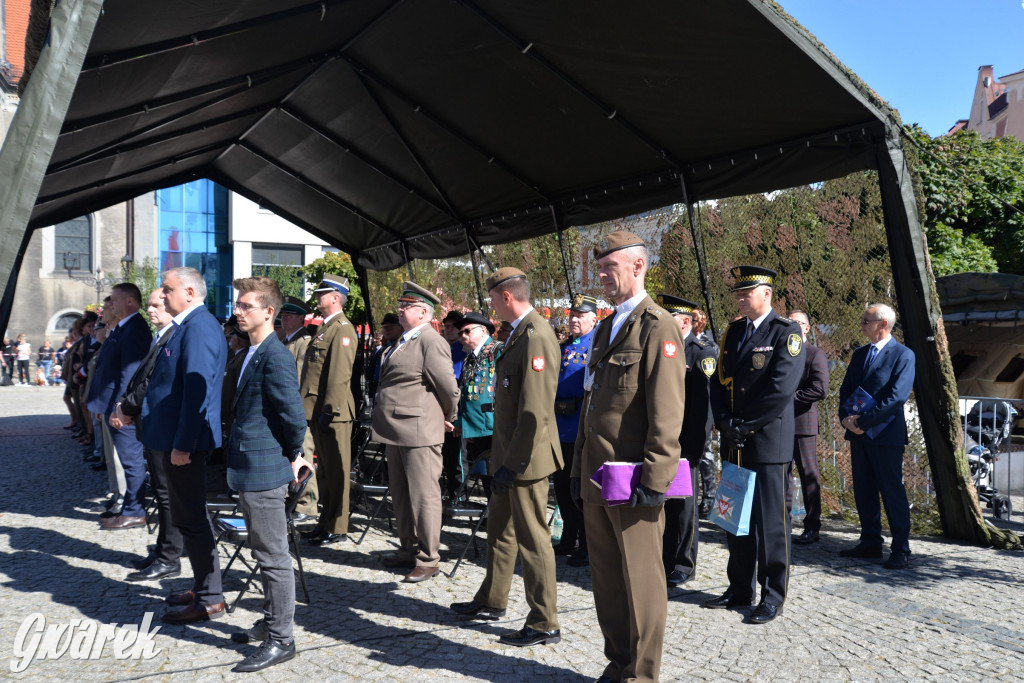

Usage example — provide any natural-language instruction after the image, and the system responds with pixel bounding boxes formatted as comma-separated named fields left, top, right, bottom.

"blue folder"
left=842, top=386, right=894, bottom=439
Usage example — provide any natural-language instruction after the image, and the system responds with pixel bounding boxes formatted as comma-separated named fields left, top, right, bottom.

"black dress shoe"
left=99, top=506, right=123, bottom=519
left=309, top=533, right=346, bottom=546
left=231, top=619, right=270, bottom=644
left=698, top=501, right=712, bottom=519
left=130, top=554, right=157, bottom=571
left=794, top=529, right=820, bottom=545
left=291, top=512, right=310, bottom=523
left=126, top=560, right=181, bottom=582
left=299, top=526, right=325, bottom=539
left=747, top=602, right=782, bottom=624
left=499, top=626, right=561, bottom=647
left=232, top=637, right=296, bottom=673
left=883, top=551, right=911, bottom=569
left=450, top=601, right=507, bottom=620
left=838, top=544, right=883, bottom=559
left=667, top=569, right=691, bottom=587
left=566, top=549, right=589, bottom=567
left=91, top=462, right=108, bottom=472
left=83, top=455, right=101, bottom=463
left=702, top=592, right=754, bottom=609
left=552, top=542, right=576, bottom=556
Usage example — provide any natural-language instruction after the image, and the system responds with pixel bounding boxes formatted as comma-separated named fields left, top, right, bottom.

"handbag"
left=589, top=461, right=692, bottom=506
left=709, top=461, right=756, bottom=536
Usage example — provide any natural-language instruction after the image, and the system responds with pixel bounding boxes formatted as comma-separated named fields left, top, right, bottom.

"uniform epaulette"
left=526, top=322, right=535, bottom=336
left=775, top=316, right=795, bottom=325
left=694, top=338, right=709, bottom=348
left=643, top=306, right=663, bottom=318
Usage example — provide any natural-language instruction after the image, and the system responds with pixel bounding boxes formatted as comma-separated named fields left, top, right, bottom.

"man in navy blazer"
left=225, top=277, right=310, bottom=672
left=87, top=283, right=152, bottom=530
left=838, top=303, right=916, bottom=569
left=141, top=267, right=227, bottom=623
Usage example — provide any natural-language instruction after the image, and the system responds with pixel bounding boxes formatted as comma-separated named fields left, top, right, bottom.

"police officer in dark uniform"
left=658, top=294, right=715, bottom=587
left=552, top=294, right=598, bottom=568
left=705, top=266, right=804, bottom=625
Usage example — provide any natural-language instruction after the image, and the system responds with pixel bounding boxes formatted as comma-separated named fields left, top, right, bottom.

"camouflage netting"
left=369, top=170, right=944, bottom=532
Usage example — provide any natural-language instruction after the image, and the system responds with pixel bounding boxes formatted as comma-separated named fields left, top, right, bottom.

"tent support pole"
left=550, top=206, right=576, bottom=301
left=465, top=230, right=487, bottom=311
left=400, top=242, right=414, bottom=280
left=679, top=176, right=717, bottom=341
left=355, top=261, right=376, bottom=336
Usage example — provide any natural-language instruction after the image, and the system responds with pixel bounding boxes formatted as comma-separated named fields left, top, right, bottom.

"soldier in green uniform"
left=451, top=268, right=563, bottom=648
left=299, top=274, right=358, bottom=546
left=278, top=296, right=318, bottom=521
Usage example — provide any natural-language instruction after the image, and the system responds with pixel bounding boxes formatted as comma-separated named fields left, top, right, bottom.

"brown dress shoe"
left=166, top=590, right=196, bottom=606
left=402, top=566, right=440, bottom=583
left=100, top=515, right=147, bottom=530
left=162, top=601, right=226, bottom=624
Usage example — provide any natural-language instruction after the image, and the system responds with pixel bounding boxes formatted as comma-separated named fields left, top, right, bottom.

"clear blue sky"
left=778, top=0, right=1024, bottom=136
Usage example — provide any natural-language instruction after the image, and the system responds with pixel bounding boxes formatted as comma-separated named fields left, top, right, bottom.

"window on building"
left=55, top=216, right=92, bottom=273
left=252, top=245, right=304, bottom=298
left=51, top=311, right=82, bottom=334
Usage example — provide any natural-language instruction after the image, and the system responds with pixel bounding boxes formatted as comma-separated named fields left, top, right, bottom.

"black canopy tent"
left=0, top=0, right=1008, bottom=545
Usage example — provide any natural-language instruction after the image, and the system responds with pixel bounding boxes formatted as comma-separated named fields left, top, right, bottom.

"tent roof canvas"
left=23, top=0, right=901, bottom=270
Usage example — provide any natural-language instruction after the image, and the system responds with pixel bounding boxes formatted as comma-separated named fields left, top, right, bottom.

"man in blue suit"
left=88, top=283, right=152, bottom=530
left=838, top=303, right=916, bottom=569
left=225, top=276, right=311, bottom=672
left=141, top=267, right=227, bottom=623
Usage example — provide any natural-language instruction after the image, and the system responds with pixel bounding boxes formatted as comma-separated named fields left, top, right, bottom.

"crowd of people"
left=1, top=333, right=65, bottom=386
left=52, top=232, right=917, bottom=680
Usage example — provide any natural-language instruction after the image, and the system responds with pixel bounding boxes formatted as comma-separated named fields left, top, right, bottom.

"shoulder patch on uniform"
left=341, top=337, right=351, bottom=346
left=532, top=356, right=545, bottom=371
left=644, top=306, right=663, bottom=318
left=663, top=340, right=678, bottom=358
left=700, top=356, right=717, bottom=377
left=787, top=333, right=803, bottom=357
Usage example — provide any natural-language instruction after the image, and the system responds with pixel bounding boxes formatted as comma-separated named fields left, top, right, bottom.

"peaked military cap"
left=658, top=294, right=698, bottom=316
left=399, top=281, right=440, bottom=306
left=380, top=312, right=400, bottom=326
left=459, top=311, right=495, bottom=334
left=593, top=230, right=645, bottom=259
left=570, top=294, right=599, bottom=313
left=280, top=296, right=310, bottom=315
left=484, top=267, right=527, bottom=291
left=730, top=265, right=777, bottom=291
left=313, top=273, right=350, bottom=295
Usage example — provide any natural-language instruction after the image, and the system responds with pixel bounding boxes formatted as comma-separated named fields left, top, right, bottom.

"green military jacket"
left=299, top=312, right=357, bottom=423
left=489, top=308, right=563, bottom=480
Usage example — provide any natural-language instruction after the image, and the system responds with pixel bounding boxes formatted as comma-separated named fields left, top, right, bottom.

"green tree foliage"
left=907, top=124, right=1024, bottom=274
left=301, top=251, right=364, bottom=323
left=115, top=256, right=161, bottom=301
left=261, top=263, right=305, bottom=299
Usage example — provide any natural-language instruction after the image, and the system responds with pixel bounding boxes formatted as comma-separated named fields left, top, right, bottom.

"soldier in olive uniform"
left=705, top=266, right=804, bottom=625
left=659, top=294, right=716, bottom=587
left=300, top=274, right=358, bottom=546
left=572, top=232, right=686, bottom=683
left=278, top=296, right=319, bottom=520
left=451, top=268, right=563, bottom=648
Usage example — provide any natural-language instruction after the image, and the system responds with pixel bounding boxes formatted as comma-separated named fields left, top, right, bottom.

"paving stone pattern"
left=1, top=388, right=1022, bottom=681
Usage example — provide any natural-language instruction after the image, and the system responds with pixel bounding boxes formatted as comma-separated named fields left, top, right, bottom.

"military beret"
left=459, top=311, right=495, bottom=334
left=313, top=273, right=350, bottom=295
left=443, top=310, right=465, bottom=325
left=730, top=265, right=776, bottom=291
left=485, top=267, right=527, bottom=292
left=570, top=294, right=599, bottom=313
left=658, top=294, right=698, bottom=317
left=593, top=230, right=645, bottom=260
left=380, top=312, right=400, bottom=326
left=399, top=281, right=440, bottom=306
left=280, top=296, right=310, bottom=315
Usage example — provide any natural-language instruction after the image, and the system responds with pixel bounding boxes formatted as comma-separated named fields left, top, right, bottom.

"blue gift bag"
left=709, top=462, right=756, bottom=536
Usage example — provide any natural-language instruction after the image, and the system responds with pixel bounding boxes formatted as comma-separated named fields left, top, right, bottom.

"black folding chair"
left=444, top=458, right=491, bottom=578
left=349, top=423, right=393, bottom=545
left=214, top=467, right=314, bottom=613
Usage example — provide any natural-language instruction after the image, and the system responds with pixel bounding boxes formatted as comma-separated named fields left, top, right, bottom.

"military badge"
left=572, top=294, right=584, bottom=309
left=598, top=238, right=609, bottom=252
left=787, top=333, right=802, bottom=357
left=700, top=357, right=716, bottom=377
left=532, top=356, right=545, bottom=371
left=752, top=353, right=766, bottom=369
left=341, top=337, right=351, bottom=346
left=503, top=376, right=510, bottom=388
left=663, top=341, right=678, bottom=358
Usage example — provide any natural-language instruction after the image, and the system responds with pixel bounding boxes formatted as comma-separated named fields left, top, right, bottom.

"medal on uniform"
left=752, top=353, right=765, bottom=369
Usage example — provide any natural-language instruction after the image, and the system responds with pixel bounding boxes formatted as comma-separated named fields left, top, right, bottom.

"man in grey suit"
left=225, top=277, right=311, bottom=672
left=372, top=281, right=460, bottom=583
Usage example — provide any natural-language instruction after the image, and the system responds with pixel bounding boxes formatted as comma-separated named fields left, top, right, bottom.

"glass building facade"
left=157, top=180, right=232, bottom=319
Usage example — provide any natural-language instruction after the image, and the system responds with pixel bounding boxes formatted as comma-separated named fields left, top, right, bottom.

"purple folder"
left=589, top=461, right=692, bottom=506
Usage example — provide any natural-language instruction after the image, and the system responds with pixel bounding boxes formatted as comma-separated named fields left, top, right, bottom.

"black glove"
left=570, top=477, right=583, bottom=510
left=317, top=412, right=334, bottom=430
left=629, top=483, right=665, bottom=508
left=490, top=466, right=516, bottom=495
left=722, top=418, right=752, bottom=450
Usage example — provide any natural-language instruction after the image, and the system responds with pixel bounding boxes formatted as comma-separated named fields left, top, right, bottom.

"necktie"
left=865, top=345, right=878, bottom=370
left=741, top=319, right=754, bottom=347
left=383, top=338, right=403, bottom=365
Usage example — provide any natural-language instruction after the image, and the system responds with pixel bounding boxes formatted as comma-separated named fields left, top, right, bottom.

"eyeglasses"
left=459, top=325, right=485, bottom=336
left=859, top=318, right=883, bottom=325
left=233, top=301, right=266, bottom=314
left=398, top=303, right=425, bottom=311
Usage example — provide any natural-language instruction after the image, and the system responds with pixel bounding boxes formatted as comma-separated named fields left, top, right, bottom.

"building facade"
left=949, top=64, right=1024, bottom=140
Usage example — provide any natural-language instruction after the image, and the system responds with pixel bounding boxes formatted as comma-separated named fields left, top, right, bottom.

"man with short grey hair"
left=838, top=302, right=915, bottom=569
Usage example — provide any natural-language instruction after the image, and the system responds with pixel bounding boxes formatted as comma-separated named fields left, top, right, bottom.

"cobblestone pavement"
left=1, top=388, right=1022, bottom=681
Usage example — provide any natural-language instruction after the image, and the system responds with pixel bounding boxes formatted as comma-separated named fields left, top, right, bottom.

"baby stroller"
left=964, top=400, right=1016, bottom=520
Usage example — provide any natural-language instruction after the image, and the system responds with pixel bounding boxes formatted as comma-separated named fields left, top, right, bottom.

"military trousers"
left=474, top=477, right=559, bottom=632
left=385, top=443, right=443, bottom=567
left=294, top=425, right=320, bottom=516
left=585, top=501, right=666, bottom=683
left=310, top=419, right=353, bottom=536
